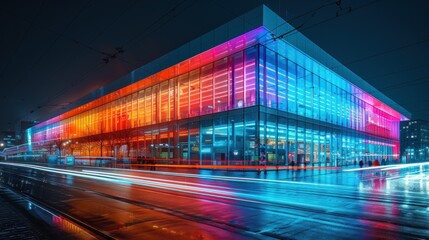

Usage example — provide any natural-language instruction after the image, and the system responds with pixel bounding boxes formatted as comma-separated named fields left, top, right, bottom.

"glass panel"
left=326, top=82, right=333, bottom=123
left=169, top=122, right=178, bottom=160
left=178, top=73, right=189, bottom=119
left=258, top=46, right=265, bottom=106
left=214, top=114, right=228, bottom=165
left=297, top=122, right=305, bottom=166
left=313, top=126, right=319, bottom=165
left=189, top=69, right=200, bottom=117
left=277, top=116, right=287, bottom=165
left=319, top=77, right=326, bottom=121
left=152, top=84, right=159, bottom=124
left=131, top=93, right=138, bottom=128
left=201, top=119, right=213, bottom=163
left=244, top=47, right=257, bottom=107
left=178, top=121, right=188, bottom=164
left=287, top=60, right=297, bottom=114
left=200, top=64, right=213, bottom=114
left=144, top=128, right=152, bottom=159
left=312, top=75, right=320, bottom=120
left=169, top=78, right=176, bottom=121
left=189, top=120, right=200, bottom=164
left=158, top=125, right=170, bottom=161
left=296, top=65, right=305, bottom=116
left=277, top=54, right=287, bottom=111
left=266, top=114, right=277, bottom=165
left=144, top=88, right=152, bottom=126
left=305, top=125, right=312, bottom=165
left=214, top=58, right=228, bottom=112
left=244, top=108, right=257, bottom=165
left=265, top=48, right=277, bottom=109
left=229, top=111, right=244, bottom=164
left=304, top=70, right=312, bottom=118
left=288, top=119, right=296, bottom=166
left=160, top=81, right=169, bottom=122
left=231, top=52, right=244, bottom=109
left=319, top=128, right=326, bottom=166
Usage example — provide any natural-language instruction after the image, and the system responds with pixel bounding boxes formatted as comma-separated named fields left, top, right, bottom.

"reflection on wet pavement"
left=0, top=161, right=428, bottom=239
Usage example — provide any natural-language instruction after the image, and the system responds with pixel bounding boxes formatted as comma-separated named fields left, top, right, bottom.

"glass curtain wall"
left=29, top=41, right=402, bottom=166
left=256, top=44, right=401, bottom=165
left=30, top=46, right=259, bottom=162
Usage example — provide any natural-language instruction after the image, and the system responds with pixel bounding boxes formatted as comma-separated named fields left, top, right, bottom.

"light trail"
left=2, top=163, right=291, bottom=209
left=77, top=170, right=352, bottom=216
left=95, top=168, right=347, bottom=189
left=2, top=161, right=429, bottom=239
left=0, top=162, right=346, bottom=212
left=343, top=165, right=392, bottom=172
left=381, top=162, right=429, bottom=171
left=343, top=162, right=429, bottom=172
left=83, top=169, right=428, bottom=204
left=128, top=164, right=339, bottom=171
left=1, top=162, right=255, bottom=200
left=4, top=162, right=427, bottom=214
left=0, top=162, right=131, bottom=185
left=81, top=170, right=233, bottom=191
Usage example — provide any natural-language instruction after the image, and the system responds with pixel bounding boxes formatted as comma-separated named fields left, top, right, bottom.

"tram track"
left=0, top=163, right=428, bottom=239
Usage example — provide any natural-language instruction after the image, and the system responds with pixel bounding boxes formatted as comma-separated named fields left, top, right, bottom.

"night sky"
left=1, top=0, right=428, bottom=132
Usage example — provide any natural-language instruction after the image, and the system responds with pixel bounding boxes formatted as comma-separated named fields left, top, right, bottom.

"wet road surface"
left=0, top=162, right=428, bottom=239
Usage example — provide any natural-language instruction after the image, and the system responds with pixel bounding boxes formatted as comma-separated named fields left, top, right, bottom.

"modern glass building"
left=14, top=6, right=410, bottom=166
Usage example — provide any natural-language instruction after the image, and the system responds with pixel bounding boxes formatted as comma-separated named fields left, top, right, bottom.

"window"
left=277, top=55, right=287, bottom=111
left=244, top=47, right=257, bottom=107
left=160, top=81, right=169, bottom=122
left=189, top=69, right=200, bottom=117
left=178, top=73, right=189, bottom=119
left=287, top=60, right=297, bottom=114
left=214, top=58, right=228, bottom=112
left=231, top=52, right=244, bottom=109
left=200, top=64, right=213, bottom=114
left=265, top=48, right=277, bottom=108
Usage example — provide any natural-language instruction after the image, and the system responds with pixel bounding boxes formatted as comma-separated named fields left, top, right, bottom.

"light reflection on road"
left=0, top=161, right=428, bottom=239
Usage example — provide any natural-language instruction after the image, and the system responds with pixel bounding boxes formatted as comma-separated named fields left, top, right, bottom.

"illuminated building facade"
left=22, top=6, right=410, bottom=166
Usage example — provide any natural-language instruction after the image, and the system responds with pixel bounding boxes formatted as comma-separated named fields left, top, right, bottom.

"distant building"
left=0, top=130, right=16, bottom=148
left=15, top=120, right=37, bottom=145
left=400, top=120, right=429, bottom=162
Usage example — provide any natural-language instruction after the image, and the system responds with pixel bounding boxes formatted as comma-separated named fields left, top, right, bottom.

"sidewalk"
left=0, top=185, right=52, bottom=240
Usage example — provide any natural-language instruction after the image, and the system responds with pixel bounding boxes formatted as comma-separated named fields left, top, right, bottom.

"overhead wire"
left=10, top=0, right=428, bottom=124
left=4, top=0, right=136, bottom=124
left=12, top=0, right=94, bottom=101
left=365, top=62, right=429, bottom=80
left=16, top=0, right=340, bottom=127
left=10, top=0, right=193, bottom=124
left=255, top=0, right=340, bottom=43
left=256, top=0, right=429, bottom=118
left=262, top=0, right=381, bottom=45
left=331, top=36, right=429, bottom=70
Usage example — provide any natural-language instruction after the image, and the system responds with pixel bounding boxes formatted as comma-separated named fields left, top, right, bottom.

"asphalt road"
left=0, top=162, right=428, bottom=239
